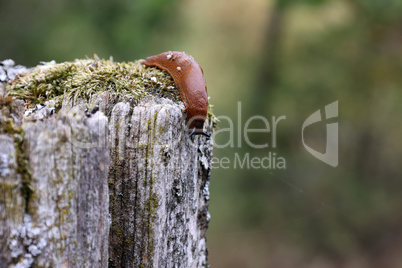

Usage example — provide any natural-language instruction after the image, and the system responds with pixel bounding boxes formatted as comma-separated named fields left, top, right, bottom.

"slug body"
left=140, top=51, right=208, bottom=135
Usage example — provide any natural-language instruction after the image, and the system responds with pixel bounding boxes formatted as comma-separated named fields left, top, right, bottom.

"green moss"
left=6, top=57, right=216, bottom=130
left=140, top=124, right=159, bottom=267
left=0, top=115, right=33, bottom=213
left=108, top=146, right=123, bottom=246
left=145, top=190, right=158, bottom=263
left=7, top=58, right=180, bottom=112
left=207, top=102, right=218, bottom=130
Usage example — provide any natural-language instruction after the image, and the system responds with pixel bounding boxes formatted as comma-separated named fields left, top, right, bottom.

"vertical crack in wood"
left=131, top=107, right=140, bottom=268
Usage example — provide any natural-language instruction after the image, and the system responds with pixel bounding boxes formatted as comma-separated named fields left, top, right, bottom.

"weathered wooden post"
left=0, top=59, right=213, bottom=267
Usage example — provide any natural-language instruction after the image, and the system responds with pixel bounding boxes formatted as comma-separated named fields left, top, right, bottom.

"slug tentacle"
left=140, top=51, right=208, bottom=134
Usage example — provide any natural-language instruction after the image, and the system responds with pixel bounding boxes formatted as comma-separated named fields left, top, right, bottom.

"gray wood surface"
left=0, top=60, right=212, bottom=268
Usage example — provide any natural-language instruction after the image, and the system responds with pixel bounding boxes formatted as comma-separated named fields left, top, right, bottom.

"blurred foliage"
left=0, top=0, right=182, bottom=65
left=2, top=0, right=402, bottom=267
left=226, top=0, right=402, bottom=266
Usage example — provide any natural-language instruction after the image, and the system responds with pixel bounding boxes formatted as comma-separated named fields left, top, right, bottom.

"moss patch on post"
left=6, top=57, right=217, bottom=126
left=6, top=58, right=181, bottom=112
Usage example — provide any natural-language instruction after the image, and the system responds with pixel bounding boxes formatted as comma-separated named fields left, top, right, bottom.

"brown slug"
left=140, top=51, right=209, bottom=136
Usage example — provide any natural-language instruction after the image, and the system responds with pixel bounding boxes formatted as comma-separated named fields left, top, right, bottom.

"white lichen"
left=7, top=214, right=47, bottom=267
left=0, top=153, right=12, bottom=177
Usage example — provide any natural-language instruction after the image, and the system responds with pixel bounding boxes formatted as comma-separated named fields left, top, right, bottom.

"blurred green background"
left=2, top=0, right=402, bottom=267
